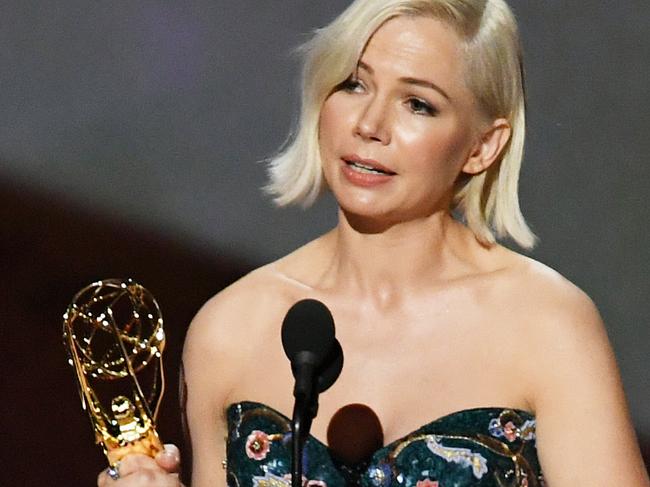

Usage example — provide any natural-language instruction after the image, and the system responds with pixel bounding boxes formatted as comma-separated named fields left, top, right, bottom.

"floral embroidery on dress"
left=368, top=462, right=393, bottom=487
left=425, top=435, right=488, bottom=479
left=228, top=402, right=543, bottom=487
left=488, top=410, right=536, bottom=442
left=246, top=430, right=271, bottom=460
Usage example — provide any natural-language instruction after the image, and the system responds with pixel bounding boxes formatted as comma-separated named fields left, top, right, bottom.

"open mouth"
left=343, top=159, right=396, bottom=176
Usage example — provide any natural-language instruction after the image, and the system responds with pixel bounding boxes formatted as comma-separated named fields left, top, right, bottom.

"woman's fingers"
left=116, top=453, right=157, bottom=475
left=96, top=450, right=182, bottom=486
left=155, top=444, right=181, bottom=473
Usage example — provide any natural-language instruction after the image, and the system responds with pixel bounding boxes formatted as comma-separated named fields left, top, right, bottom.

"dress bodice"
left=225, top=401, right=544, bottom=487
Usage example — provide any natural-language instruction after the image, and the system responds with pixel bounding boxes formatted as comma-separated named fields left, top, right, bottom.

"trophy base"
left=105, top=429, right=164, bottom=466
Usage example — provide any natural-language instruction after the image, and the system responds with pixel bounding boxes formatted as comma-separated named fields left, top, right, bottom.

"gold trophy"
left=63, top=278, right=166, bottom=468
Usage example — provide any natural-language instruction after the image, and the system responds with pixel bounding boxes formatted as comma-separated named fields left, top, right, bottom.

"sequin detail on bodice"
left=226, top=401, right=543, bottom=487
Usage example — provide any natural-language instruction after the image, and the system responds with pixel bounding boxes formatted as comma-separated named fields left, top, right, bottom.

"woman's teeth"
left=347, top=161, right=387, bottom=175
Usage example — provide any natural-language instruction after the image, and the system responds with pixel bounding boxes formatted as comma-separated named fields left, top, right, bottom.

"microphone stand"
left=290, top=352, right=319, bottom=487
left=281, top=297, right=343, bottom=487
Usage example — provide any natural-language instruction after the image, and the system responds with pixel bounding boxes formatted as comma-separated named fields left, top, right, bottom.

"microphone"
left=281, top=299, right=344, bottom=487
left=281, top=299, right=336, bottom=402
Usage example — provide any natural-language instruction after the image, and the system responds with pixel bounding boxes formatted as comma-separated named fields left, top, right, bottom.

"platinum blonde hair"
left=266, top=0, right=536, bottom=249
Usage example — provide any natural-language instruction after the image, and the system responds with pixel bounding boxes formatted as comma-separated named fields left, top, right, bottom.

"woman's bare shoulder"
left=499, top=252, right=601, bottom=329
left=517, top=254, right=607, bottom=344
left=181, top=238, right=331, bottom=409
left=498, top=251, right=617, bottom=398
left=186, top=268, right=291, bottom=345
left=184, top=236, right=330, bottom=352
left=499, top=256, right=647, bottom=484
left=484, top=251, right=607, bottom=372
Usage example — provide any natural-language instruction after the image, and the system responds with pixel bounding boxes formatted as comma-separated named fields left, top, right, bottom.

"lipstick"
left=340, top=154, right=396, bottom=187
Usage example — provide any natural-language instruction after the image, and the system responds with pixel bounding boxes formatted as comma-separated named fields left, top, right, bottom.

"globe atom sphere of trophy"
left=62, top=278, right=166, bottom=466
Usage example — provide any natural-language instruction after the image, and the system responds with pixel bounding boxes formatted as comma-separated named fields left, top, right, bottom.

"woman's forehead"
left=357, top=16, right=467, bottom=92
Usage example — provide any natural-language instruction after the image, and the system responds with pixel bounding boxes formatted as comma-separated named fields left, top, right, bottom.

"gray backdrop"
left=2, top=0, right=648, bottom=439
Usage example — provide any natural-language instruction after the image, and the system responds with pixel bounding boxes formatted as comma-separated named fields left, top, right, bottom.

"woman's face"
left=319, top=15, right=487, bottom=225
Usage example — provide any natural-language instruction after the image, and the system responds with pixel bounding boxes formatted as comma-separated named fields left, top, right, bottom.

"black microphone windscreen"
left=316, top=339, right=344, bottom=393
left=281, top=299, right=335, bottom=363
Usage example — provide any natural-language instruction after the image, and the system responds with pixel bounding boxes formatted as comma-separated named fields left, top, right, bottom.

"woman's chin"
left=336, top=200, right=403, bottom=233
left=340, top=213, right=397, bottom=234
left=336, top=196, right=390, bottom=218
left=336, top=195, right=450, bottom=234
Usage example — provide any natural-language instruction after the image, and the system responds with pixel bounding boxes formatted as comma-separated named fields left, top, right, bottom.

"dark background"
left=1, top=1, right=648, bottom=484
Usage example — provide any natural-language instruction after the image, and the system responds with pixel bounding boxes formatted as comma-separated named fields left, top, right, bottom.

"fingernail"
left=161, top=443, right=180, bottom=462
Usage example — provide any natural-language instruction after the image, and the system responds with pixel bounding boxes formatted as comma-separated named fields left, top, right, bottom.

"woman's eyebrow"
left=358, top=60, right=451, bottom=101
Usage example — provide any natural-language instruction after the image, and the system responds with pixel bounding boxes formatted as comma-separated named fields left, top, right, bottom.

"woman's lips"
left=342, top=155, right=396, bottom=175
left=340, top=156, right=396, bottom=187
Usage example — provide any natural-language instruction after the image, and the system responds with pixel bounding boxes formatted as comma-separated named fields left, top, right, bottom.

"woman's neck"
left=318, top=208, right=487, bottom=303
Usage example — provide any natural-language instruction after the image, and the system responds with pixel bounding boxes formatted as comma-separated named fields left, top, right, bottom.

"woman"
left=98, top=0, right=649, bottom=486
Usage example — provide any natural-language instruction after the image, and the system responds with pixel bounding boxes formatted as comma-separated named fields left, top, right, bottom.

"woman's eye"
left=338, top=77, right=364, bottom=93
left=408, top=97, right=437, bottom=116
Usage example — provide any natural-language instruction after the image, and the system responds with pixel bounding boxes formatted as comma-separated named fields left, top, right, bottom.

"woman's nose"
left=354, top=96, right=390, bottom=144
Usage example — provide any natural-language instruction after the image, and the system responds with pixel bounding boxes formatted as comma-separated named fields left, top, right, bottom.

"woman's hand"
left=97, top=444, right=183, bottom=487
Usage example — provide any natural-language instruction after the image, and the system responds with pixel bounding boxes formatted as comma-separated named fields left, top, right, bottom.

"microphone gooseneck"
left=281, top=299, right=344, bottom=487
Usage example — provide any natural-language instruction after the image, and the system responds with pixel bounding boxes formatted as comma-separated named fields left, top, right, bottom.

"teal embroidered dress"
left=226, top=401, right=544, bottom=487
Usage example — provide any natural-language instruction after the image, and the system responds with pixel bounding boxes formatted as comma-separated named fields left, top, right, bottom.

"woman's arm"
left=529, top=283, right=649, bottom=486
left=182, top=290, right=246, bottom=487
left=182, top=275, right=272, bottom=487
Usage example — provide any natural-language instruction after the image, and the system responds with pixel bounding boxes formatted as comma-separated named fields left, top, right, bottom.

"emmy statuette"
left=63, top=279, right=166, bottom=467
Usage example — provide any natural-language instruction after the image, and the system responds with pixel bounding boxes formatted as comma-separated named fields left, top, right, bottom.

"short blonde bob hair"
left=266, top=0, right=536, bottom=249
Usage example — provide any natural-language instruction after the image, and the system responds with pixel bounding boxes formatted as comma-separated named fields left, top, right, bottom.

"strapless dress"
left=225, top=401, right=544, bottom=487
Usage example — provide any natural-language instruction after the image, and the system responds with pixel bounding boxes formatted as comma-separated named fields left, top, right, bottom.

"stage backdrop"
left=1, top=1, right=648, bottom=484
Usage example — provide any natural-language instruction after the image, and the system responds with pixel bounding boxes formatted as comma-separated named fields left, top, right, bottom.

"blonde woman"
left=99, top=1, right=649, bottom=486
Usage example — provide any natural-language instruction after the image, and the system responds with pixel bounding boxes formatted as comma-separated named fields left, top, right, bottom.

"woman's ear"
left=461, top=118, right=511, bottom=175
